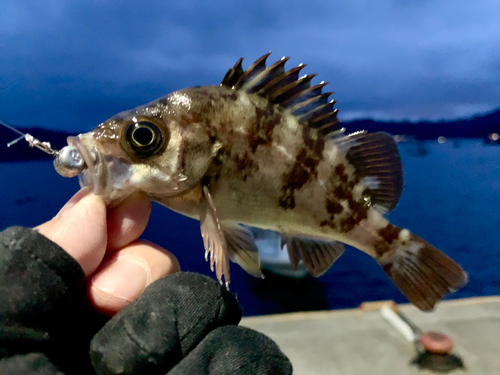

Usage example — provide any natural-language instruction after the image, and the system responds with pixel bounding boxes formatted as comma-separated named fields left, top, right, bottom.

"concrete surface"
left=241, top=297, right=500, bottom=375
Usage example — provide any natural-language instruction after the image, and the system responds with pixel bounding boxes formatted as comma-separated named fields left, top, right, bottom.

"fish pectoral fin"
left=379, top=232, right=468, bottom=311
left=222, top=223, right=262, bottom=278
left=281, top=236, right=345, bottom=277
left=200, top=186, right=230, bottom=288
left=334, top=131, right=403, bottom=213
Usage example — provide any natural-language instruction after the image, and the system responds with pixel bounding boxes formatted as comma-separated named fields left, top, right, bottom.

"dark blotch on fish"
left=378, top=224, right=402, bottom=244
left=234, top=152, right=259, bottom=182
left=248, top=106, right=280, bottom=153
left=334, top=165, right=348, bottom=183
left=328, top=163, right=368, bottom=232
left=326, top=199, right=343, bottom=216
left=278, top=148, right=319, bottom=210
left=374, top=239, right=391, bottom=257
left=278, top=129, right=325, bottom=211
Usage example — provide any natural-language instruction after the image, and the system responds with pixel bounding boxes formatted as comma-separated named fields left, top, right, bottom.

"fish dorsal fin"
left=221, top=53, right=340, bottom=137
left=337, top=132, right=403, bottom=213
left=221, top=57, right=244, bottom=88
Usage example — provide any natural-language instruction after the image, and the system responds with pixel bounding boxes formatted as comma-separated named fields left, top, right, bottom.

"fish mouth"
left=68, top=135, right=134, bottom=204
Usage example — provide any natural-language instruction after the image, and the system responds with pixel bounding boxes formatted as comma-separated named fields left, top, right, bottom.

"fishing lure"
left=2, top=120, right=85, bottom=177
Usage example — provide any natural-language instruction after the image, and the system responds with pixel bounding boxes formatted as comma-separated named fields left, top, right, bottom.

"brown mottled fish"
left=54, top=53, right=467, bottom=311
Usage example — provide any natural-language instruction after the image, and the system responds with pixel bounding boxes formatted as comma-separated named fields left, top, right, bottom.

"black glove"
left=90, top=272, right=292, bottom=375
left=0, top=227, right=292, bottom=374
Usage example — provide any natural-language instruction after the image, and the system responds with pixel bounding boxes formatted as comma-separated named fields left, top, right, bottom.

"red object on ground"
left=420, top=331, right=455, bottom=354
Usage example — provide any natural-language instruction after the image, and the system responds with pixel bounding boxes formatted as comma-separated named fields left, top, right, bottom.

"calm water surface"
left=1, top=139, right=499, bottom=315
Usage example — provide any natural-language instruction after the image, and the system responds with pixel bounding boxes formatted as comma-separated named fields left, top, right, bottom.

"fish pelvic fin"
left=200, top=186, right=231, bottom=288
left=200, top=186, right=262, bottom=288
left=378, top=231, right=468, bottom=311
left=223, top=223, right=262, bottom=278
left=281, top=236, right=345, bottom=277
left=221, top=53, right=341, bottom=137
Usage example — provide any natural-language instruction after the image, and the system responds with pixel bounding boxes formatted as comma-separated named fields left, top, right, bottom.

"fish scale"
left=51, top=53, right=467, bottom=311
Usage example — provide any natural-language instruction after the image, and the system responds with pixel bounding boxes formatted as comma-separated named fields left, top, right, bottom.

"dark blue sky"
left=1, top=1, right=499, bottom=132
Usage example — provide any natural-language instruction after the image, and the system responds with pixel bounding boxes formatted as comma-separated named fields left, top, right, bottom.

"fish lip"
left=67, top=135, right=107, bottom=196
left=67, top=134, right=136, bottom=204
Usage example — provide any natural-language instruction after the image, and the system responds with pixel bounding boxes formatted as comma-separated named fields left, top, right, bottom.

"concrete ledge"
left=241, top=297, right=500, bottom=375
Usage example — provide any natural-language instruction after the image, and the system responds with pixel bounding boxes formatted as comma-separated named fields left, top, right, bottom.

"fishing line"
left=0, top=119, right=59, bottom=156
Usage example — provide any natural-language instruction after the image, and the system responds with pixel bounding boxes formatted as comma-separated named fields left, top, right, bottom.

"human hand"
left=27, top=188, right=292, bottom=374
left=36, top=187, right=180, bottom=315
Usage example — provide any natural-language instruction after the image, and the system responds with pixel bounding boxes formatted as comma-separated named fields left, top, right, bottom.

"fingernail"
left=56, top=187, right=92, bottom=218
left=91, top=258, right=149, bottom=302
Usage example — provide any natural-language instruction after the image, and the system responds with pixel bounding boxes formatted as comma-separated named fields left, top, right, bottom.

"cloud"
left=0, top=0, right=499, bottom=130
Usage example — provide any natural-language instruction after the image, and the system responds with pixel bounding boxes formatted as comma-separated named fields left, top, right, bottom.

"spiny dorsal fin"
left=221, top=53, right=340, bottom=136
left=337, top=132, right=403, bottom=212
left=221, top=57, right=244, bottom=88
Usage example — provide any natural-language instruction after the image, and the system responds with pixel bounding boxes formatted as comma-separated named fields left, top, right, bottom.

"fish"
left=55, top=53, right=467, bottom=311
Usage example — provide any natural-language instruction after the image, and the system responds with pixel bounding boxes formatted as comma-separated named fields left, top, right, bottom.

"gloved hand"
left=90, top=272, right=291, bottom=375
left=0, top=188, right=292, bottom=374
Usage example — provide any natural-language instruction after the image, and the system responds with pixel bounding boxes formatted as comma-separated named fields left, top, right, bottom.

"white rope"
left=381, top=305, right=417, bottom=342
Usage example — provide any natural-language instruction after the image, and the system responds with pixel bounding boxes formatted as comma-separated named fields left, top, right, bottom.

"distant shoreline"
left=1, top=109, right=499, bottom=162
left=345, top=108, right=500, bottom=140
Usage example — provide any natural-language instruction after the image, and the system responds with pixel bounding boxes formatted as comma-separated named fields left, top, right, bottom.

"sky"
left=1, top=0, right=499, bottom=132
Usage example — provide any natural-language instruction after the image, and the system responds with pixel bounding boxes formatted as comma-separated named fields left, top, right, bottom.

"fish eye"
left=125, top=121, right=166, bottom=157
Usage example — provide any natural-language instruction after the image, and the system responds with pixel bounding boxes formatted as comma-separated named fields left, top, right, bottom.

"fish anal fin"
left=380, top=233, right=467, bottom=311
left=200, top=186, right=230, bottom=288
left=222, top=223, right=262, bottom=278
left=338, top=132, right=403, bottom=213
left=282, top=236, right=345, bottom=277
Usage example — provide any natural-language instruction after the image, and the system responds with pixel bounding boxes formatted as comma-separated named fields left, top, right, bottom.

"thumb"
left=36, top=187, right=107, bottom=275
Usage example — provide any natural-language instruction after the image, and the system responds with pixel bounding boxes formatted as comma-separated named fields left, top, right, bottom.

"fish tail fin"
left=379, top=232, right=467, bottom=311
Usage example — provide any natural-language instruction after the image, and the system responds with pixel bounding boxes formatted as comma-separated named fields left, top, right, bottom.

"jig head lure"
left=1, top=120, right=86, bottom=178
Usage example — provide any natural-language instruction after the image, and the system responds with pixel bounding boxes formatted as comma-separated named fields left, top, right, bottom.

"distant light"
left=489, top=133, right=499, bottom=141
left=438, top=136, right=446, bottom=144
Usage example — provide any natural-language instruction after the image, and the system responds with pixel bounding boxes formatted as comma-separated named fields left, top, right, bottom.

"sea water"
left=1, top=139, right=499, bottom=315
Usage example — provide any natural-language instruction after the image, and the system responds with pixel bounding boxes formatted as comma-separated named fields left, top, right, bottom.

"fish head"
left=67, top=90, right=221, bottom=204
